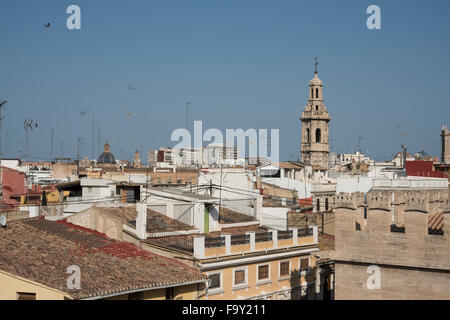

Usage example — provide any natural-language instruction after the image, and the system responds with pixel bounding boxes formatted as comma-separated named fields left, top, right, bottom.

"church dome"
left=97, top=143, right=116, bottom=164
left=309, top=73, right=322, bottom=86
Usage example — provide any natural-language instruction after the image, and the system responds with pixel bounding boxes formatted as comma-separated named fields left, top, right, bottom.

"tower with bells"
left=300, top=58, right=331, bottom=170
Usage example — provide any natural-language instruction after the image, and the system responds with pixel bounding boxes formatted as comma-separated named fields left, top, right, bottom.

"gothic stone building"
left=333, top=190, right=450, bottom=299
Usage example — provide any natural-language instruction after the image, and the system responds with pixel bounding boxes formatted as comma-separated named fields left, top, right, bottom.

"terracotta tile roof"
left=145, top=208, right=195, bottom=233
left=94, top=206, right=195, bottom=233
left=219, top=207, right=255, bottom=223
left=276, top=162, right=305, bottom=170
left=0, top=218, right=205, bottom=299
left=95, top=206, right=138, bottom=221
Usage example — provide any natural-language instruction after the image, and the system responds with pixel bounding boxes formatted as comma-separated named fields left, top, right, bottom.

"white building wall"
left=261, top=177, right=312, bottom=199
left=261, top=207, right=289, bottom=231
left=336, top=177, right=373, bottom=194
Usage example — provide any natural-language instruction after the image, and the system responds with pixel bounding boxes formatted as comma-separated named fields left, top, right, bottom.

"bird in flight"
left=44, top=23, right=51, bottom=28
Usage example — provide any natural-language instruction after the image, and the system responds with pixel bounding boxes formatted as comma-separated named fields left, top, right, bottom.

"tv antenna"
left=24, top=119, right=38, bottom=163
left=113, top=84, right=137, bottom=153
left=126, top=112, right=133, bottom=161
left=186, top=101, right=192, bottom=130
left=0, top=100, right=7, bottom=197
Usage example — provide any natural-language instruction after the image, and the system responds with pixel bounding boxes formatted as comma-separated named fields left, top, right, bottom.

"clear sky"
left=1, top=0, right=449, bottom=164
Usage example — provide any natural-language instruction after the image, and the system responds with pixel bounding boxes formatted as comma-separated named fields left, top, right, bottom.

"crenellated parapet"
left=392, top=191, right=406, bottom=206
left=405, top=191, right=429, bottom=213
left=335, top=188, right=450, bottom=279
left=334, top=192, right=365, bottom=210
left=367, top=191, right=391, bottom=211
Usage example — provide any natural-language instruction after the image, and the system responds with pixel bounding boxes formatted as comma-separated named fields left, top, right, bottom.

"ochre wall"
left=202, top=255, right=316, bottom=300
left=0, top=272, right=67, bottom=300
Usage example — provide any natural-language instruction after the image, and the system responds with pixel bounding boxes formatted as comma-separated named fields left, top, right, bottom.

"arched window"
left=311, top=88, right=313, bottom=98
left=317, top=198, right=320, bottom=212
left=316, top=105, right=319, bottom=111
left=325, top=198, right=329, bottom=211
left=306, top=128, right=310, bottom=142
left=316, top=88, right=319, bottom=98
left=316, top=128, right=321, bottom=143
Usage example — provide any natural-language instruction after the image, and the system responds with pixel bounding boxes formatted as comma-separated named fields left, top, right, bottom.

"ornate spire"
left=314, top=56, right=319, bottom=74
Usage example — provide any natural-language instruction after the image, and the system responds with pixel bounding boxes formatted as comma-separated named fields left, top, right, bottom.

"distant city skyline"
left=1, top=0, right=449, bottom=164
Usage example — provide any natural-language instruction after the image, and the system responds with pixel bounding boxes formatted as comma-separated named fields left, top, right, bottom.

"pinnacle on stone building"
left=300, top=61, right=331, bottom=170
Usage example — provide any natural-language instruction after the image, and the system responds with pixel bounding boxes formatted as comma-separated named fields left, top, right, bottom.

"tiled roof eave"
left=78, top=277, right=207, bottom=300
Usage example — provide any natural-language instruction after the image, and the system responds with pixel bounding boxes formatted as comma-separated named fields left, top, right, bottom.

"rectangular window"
left=280, top=261, right=290, bottom=277
left=17, top=292, right=36, bottom=300
left=235, top=270, right=246, bottom=285
left=300, top=258, right=310, bottom=274
left=165, top=287, right=174, bottom=300
left=208, top=273, right=221, bottom=290
left=258, top=264, right=269, bottom=281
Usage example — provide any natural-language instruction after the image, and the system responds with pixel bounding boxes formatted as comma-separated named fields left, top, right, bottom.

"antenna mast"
left=0, top=100, right=7, bottom=199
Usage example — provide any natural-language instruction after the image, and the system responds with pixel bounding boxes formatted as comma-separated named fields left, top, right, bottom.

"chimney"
left=136, top=203, right=147, bottom=240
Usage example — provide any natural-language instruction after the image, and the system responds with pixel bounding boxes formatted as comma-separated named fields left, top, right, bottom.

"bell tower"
left=300, top=58, right=331, bottom=170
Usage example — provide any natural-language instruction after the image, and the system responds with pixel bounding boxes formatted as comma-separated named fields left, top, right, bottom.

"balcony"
left=195, top=227, right=317, bottom=259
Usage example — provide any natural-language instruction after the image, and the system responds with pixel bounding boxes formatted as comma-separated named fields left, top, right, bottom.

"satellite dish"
left=0, top=215, right=6, bottom=228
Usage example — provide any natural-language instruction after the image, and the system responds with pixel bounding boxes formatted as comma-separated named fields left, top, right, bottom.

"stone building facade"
left=300, top=70, right=331, bottom=171
left=333, top=190, right=450, bottom=299
left=442, top=125, right=450, bottom=164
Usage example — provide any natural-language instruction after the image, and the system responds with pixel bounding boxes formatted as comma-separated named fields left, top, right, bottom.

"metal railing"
left=203, top=227, right=313, bottom=249
left=231, top=234, right=250, bottom=245
left=205, top=236, right=226, bottom=248
left=278, top=230, right=293, bottom=240
left=149, top=237, right=194, bottom=253
left=298, top=227, right=313, bottom=237
left=255, top=232, right=272, bottom=243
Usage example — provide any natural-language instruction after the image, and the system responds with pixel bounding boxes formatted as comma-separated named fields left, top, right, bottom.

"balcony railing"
left=298, top=227, right=313, bottom=237
left=255, top=232, right=273, bottom=243
left=231, top=234, right=250, bottom=245
left=149, top=237, right=194, bottom=253
left=278, top=230, right=293, bottom=240
left=205, top=236, right=226, bottom=248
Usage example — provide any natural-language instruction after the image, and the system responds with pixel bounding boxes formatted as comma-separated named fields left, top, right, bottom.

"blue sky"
left=1, top=0, right=449, bottom=163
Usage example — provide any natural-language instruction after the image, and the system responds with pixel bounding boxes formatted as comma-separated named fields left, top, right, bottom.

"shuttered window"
left=235, top=270, right=246, bottom=285
left=300, top=258, right=309, bottom=273
left=258, top=265, right=269, bottom=280
left=280, top=261, right=290, bottom=277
